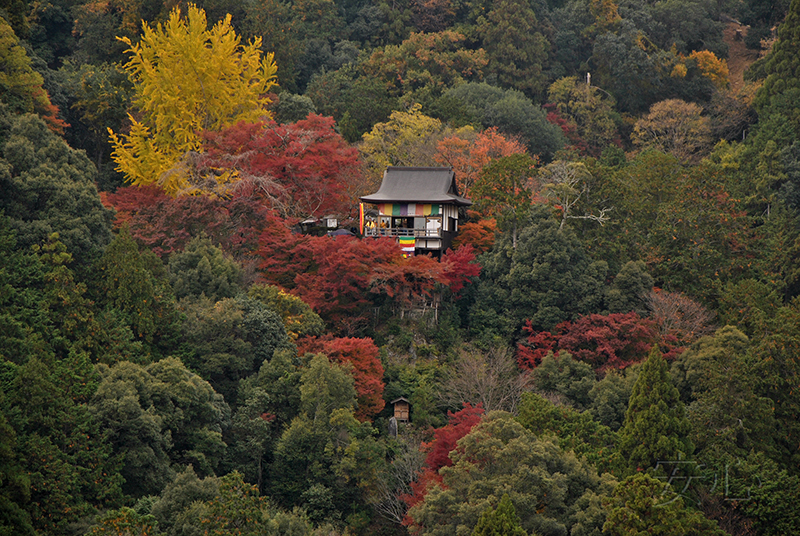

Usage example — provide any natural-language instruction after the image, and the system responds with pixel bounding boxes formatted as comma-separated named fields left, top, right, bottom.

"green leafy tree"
left=603, top=473, right=725, bottom=536
left=5, top=354, right=123, bottom=534
left=168, top=235, right=242, bottom=301
left=516, top=392, right=620, bottom=474
left=671, top=326, right=774, bottom=461
left=445, top=83, right=566, bottom=159
left=407, top=412, right=611, bottom=536
left=269, top=354, right=358, bottom=506
left=360, top=30, right=487, bottom=103
left=606, top=261, right=653, bottom=316
left=178, top=295, right=253, bottom=401
left=483, top=92, right=565, bottom=160
left=91, top=358, right=229, bottom=496
left=227, top=385, right=277, bottom=491
left=648, top=0, right=726, bottom=57
left=305, top=65, right=396, bottom=142
left=58, top=61, right=132, bottom=189
left=618, top=348, right=692, bottom=474
left=92, top=229, right=181, bottom=359
left=529, top=351, right=596, bottom=410
left=0, top=392, right=35, bottom=536
left=753, top=0, right=800, bottom=111
left=150, top=466, right=219, bottom=536
left=196, top=471, right=266, bottom=536
left=588, top=367, right=639, bottom=431
left=728, top=454, right=800, bottom=536
left=644, top=161, right=752, bottom=300
left=748, top=299, right=800, bottom=472
left=108, top=4, right=278, bottom=194
left=271, top=92, right=317, bottom=124
left=0, top=222, right=126, bottom=366
left=269, top=354, right=383, bottom=522
left=0, top=113, right=113, bottom=265
left=143, top=357, right=230, bottom=474
left=477, top=0, right=550, bottom=99
left=470, top=206, right=608, bottom=339
left=716, top=278, right=782, bottom=338
left=253, top=349, right=303, bottom=429
left=241, top=0, right=303, bottom=92
left=472, top=494, right=528, bottom=536
left=590, top=20, right=714, bottom=114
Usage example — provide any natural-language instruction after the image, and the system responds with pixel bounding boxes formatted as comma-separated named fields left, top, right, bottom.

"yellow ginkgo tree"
left=108, top=4, right=278, bottom=195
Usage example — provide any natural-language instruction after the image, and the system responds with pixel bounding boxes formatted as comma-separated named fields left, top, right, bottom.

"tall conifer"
left=472, top=494, right=528, bottom=536
left=618, top=348, right=692, bottom=473
left=755, top=0, right=800, bottom=109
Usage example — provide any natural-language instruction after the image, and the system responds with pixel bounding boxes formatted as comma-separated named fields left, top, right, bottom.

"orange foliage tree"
left=451, top=211, right=497, bottom=253
left=687, top=50, right=729, bottom=90
left=434, top=127, right=527, bottom=198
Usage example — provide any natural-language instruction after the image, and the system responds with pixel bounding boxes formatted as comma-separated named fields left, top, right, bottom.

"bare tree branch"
left=367, top=432, right=426, bottom=524
left=540, top=160, right=612, bottom=230
left=438, top=344, right=531, bottom=413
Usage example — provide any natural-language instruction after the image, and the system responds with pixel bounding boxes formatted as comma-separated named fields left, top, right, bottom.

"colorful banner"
left=398, top=236, right=415, bottom=247
left=359, top=203, right=365, bottom=235
left=378, top=203, right=440, bottom=216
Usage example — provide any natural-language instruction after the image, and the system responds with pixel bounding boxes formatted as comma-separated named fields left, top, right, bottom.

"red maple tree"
left=401, top=403, right=485, bottom=522
left=440, top=245, right=481, bottom=295
left=369, top=254, right=449, bottom=310
left=297, top=335, right=385, bottom=420
left=517, top=312, right=675, bottom=372
left=202, top=115, right=360, bottom=219
left=104, top=184, right=271, bottom=259
left=257, top=232, right=402, bottom=333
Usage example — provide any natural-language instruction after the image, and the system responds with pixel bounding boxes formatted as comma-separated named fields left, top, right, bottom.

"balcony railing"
left=364, top=227, right=441, bottom=238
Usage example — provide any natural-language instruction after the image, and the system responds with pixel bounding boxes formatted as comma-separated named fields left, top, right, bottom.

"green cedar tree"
left=603, top=473, right=725, bottom=536
left=472, top=494, right=528, bottom=536
left=617, top=347, right=692, bottom=474
left=754, top=0, right=800, bottom=110
left=168, top=235, right=242, bottom=301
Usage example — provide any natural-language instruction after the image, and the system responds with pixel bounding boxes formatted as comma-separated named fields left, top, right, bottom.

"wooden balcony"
left=364, top=227, right=441, bottom=238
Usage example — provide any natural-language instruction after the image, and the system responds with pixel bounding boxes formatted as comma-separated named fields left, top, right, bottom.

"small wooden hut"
left=390, top=397, right=411, bottom=422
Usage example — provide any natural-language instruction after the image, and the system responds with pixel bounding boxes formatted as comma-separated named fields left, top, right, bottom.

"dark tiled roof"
left=360, top=166, right=472, bottom=206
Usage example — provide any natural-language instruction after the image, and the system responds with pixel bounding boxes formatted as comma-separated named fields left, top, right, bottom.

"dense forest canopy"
left=2, top=0, right=800, bottom=534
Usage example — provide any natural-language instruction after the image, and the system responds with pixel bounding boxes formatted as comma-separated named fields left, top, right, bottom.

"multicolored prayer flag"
left=377, top=203, right=440, bottom=216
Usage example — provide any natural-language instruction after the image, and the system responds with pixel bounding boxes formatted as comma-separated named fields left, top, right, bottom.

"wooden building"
left=390, top=397, right=411, bottom=422
left=360, top=167, right=471, bottom=256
